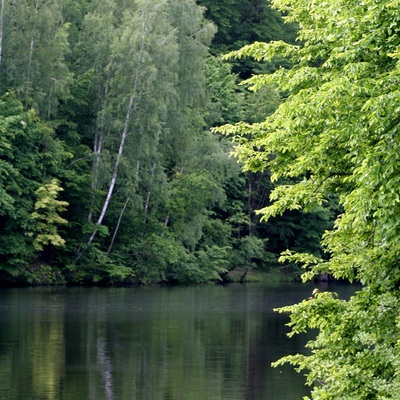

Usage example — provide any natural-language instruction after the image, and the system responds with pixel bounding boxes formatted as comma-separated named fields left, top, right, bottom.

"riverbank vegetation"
left=0, top=0, right=332, bottom=286
left=3, top=0, right=400, bottom=397
left=216, top=0, right=400, bottom=397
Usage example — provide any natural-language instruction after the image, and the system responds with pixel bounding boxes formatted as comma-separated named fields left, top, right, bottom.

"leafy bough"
left=213, top=0, right=400, bottom=397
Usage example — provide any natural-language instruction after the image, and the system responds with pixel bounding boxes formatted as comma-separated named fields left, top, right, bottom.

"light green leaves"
left=31, top=179, right=69, bottom=251
left=215, top=0, right=400, bottom=397
left=222, top=40, right=300, bottom=63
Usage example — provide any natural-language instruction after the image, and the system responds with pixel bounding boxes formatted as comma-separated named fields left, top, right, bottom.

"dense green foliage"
left=216, top=0, right=400, bottom=397
left=198, top=0, right=297, bottom=78
left=0, top=0, right=325, bottom=285
left=198, top=0, right=297, bottom=52
left=0, top=93, right=69, bottom=284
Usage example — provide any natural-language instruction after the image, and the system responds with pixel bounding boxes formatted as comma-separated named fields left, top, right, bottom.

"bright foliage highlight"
left=216, top=0, right=400, bottom=397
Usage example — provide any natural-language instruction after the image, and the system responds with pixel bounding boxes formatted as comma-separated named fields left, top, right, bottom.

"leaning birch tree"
left=76, top=0, right=179, bottom=257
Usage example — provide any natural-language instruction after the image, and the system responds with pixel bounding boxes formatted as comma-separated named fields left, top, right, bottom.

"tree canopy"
left=0, top=0, right=310, bottom=285
left=216, top=0, right=400, bottom=397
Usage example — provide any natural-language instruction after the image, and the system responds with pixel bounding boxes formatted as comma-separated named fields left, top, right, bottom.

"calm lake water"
left=0, top=282, right=356, bottom=400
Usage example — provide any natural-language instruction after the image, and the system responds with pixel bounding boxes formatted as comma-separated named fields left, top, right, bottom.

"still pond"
left=0, top=282, right=356, bottom=400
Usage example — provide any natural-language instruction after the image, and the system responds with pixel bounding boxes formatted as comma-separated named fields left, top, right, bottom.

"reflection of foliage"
left=0, top=291, right=65, bottom=395
left=0, top=286, right=312, bottom=398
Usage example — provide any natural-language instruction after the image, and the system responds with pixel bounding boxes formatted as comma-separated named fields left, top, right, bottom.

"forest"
left=0, top=0, right=329, bottom=286
left=3, top=0, right=400, bottom=397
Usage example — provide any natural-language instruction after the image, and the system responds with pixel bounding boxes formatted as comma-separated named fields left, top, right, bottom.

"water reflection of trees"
left=0, top=286, right=312, bottom=399
left=71, top=286, right=309, bottom=399
left=0, top=289, right=65, bottom=400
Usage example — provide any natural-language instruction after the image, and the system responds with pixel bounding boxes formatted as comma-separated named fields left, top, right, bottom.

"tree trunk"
left=79, top=14, right=149, bottom=255
left=77, top=2, right=168, bottom=259
left=106, top=160, right=140, bottom=255
left=143, top=161, right=157, bottom=222
left=27, top=2, right=40, bottom=82
left=84, top=93, right=136, bottom=250
left=0, top=0, right=5, bottom=68
left=106, top=195, right=131, bottom=256
left=88, top=74, right=111, bottom=223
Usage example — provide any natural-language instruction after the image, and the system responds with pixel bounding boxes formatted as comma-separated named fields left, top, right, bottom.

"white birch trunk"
left=85, top=93, right=135, bottom=248
left=88, top=77, right=111, bottom=223
left=143, top=162, right=157, bottom=221
left=76, top=5, right=157, bottom=259
left=106, top=159, right=141, bottom=255
left=27, top=2, right=40, bottom=82
left=106, top=195, right=131, bottom=256
left=0, top=0, right=5, bottom=68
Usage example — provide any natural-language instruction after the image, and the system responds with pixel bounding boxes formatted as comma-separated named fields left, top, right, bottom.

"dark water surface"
left=0, top=282, right=356, bottom=400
